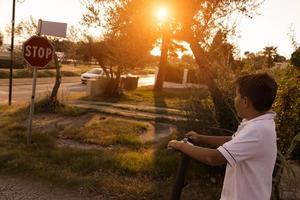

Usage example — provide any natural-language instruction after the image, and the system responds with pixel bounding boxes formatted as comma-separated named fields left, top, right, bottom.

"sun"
left=156, top=7, right=168, bottom=22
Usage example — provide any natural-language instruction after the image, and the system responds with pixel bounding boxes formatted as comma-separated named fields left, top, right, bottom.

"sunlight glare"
left=151, top=46, right=161, bottom=56
left=156, top=7, right=168, bottom=22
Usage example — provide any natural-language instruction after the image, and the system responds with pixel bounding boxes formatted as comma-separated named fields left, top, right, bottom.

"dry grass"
left=0, top=103, right=224, bottom=200
left=84, top=86, right=209, bottom=110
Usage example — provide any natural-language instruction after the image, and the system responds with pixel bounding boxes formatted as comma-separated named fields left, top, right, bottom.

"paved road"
left=0, top=75, right=155, bottom=105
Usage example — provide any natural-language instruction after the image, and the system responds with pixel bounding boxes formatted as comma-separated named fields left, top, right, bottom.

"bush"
left=164, top=64, right=184, bottom=83
left=186, top=69, right=205, bottom=84
left=0, top=68, right=80, bottom=79
left=272, top=66, right=300, bottom=159
left=0, top=59, right=25, bottom=69
left=290, top=47, right=300, bottom=68
left=184, top=95, right=219, bottom=133
left=0, top=69, right=9, bottom=78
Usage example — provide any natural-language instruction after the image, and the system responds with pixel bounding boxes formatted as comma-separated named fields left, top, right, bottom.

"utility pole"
left=9, top=0, right=16, bottom=105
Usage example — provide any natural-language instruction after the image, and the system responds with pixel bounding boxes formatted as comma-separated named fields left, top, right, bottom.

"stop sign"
left=23, top=35, right=54, bottom=68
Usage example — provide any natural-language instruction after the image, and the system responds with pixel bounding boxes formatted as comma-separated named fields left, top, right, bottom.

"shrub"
left=164, top=64, right=184, bottom=83
left=290, top=47, right=300, bottom=68
left=186, top=69, right=206, bottom=84
left=272, top=66, right=300, bottom=159
left=270, top=66, right=300, bottom=199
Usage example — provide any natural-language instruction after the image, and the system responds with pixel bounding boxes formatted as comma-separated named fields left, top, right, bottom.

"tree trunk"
left=189, top=38, right=238, bottom=131
left=154, top=28, right=170, bottom=91
left=50, top=53, right=61, bottom=103
left=104, top=66, right=123, bottom=97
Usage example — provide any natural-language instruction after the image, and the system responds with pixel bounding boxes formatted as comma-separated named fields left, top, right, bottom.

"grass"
left=0, top=68, right=80, bottom=79
left=33, top=98, right=92, bottom=116
left=0, top=64, right=156, bottom=79
left=60, top=117, right=148, bottom=148
left=84, top=86, right=209, bottom=110
left=0, top=103, right=223, bottom=199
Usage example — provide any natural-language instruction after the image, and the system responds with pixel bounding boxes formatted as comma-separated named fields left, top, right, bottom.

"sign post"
left=27, top=67, right=37, bottom=144
left=23, top=35, right=54, bottom=144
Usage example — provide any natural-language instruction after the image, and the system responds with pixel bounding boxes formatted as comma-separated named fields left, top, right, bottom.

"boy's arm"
left=186, top=131, right=232, bottom=147
left=168, top=140, right=227, bottom=166
left=197, top=135, right=232, bottom=147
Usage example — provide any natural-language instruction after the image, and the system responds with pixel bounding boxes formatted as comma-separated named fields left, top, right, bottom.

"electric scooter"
left=169, top=137, right=194, bottom=200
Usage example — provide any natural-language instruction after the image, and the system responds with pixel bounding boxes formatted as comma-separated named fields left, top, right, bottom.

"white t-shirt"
left=217, top=112, right=277, bottom=200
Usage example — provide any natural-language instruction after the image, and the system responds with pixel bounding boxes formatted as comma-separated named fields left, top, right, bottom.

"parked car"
left=81, top=68, right=105, bottom=84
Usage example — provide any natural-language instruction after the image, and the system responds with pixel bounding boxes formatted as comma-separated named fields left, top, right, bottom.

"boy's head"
left=234, top=73, right=277, bottom=118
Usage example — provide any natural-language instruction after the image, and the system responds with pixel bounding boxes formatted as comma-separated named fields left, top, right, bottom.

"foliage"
left=164, top=64, right=185, bottom=83
left=82, top=0, right=159, bottom=96
left=171, top=30, right=240, bottom=130
left=290, top=47, right=300, bottom=67
left=81, top=0, right=263, bottom=129
left=181, top=54, right=195, bottom=65
left=272, top=133, right=300, bottom=199
left=0, top=31, right=3, bottom=47
left=184, top=95, right=220, bottom=132
left=0, top=46, right=26, bottom=69
left=0, top=68, right=79, bottom=79
left=269, top=66, right=300, bottom=199
left=262, top=46, right=278, bottom=68
left=32, top=98, right=91, bottom=117
left=242, top=51, right=265, bottom=72
left=5, top=16, right=38, bottom=41
left=5, top=16, right=91, bottom=65
left=205, top=31, right=240, bottom=130
left=272, top=66, right=300, bottom=157
left=239, top=47, right=286, bottom=74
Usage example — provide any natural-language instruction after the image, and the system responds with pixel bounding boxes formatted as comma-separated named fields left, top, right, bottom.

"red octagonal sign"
left=23, top=35, right=54, bottom=68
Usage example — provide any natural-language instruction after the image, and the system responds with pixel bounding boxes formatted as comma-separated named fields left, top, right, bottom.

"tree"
left=287, top=25, right=300, bottom=67
left=0, top=31, right=3, bottom=47
left=243, top=51, right=267, bottom=72
left=291, top=47, right=300, bottom=67
left=82, top=0, right=263, bottom=130
left=82, top=1, right=157, bottom=97
left=101, top=34, right=154, bottom=96
left=5, top=16, right=38, bottom=41
left=262, top=46, right=278, bottom=68
left=273, top=54, right=286, bottom=63
left=181, top=54, right=195, bottom=65
left=168, top=0, right=262, bottom=130
left=208, top=30, right=236, bottom=71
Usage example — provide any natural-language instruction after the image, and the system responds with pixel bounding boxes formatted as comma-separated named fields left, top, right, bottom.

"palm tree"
left=262, top=46, right=278, bottom=68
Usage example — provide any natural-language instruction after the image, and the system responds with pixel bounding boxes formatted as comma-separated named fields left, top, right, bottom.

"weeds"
left=0, top=101, right=223, bottom=199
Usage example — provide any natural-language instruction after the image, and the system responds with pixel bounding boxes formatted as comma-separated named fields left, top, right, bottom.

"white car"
left=81, top=68, right=105, bottom=84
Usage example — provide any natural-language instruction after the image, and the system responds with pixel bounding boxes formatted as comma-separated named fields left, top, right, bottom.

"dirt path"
left=34, top=113, right=175, bottom=144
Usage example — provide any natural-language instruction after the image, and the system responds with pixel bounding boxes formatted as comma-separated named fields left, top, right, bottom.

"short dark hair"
left=235, top=73, right=278, bottom=112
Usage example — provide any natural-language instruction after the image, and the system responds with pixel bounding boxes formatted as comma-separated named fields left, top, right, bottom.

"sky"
left=0, top=0, right=300, bottom=58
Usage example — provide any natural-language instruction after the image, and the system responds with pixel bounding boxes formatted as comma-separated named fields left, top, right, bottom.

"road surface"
left=0, top=75, right=155, bottom=105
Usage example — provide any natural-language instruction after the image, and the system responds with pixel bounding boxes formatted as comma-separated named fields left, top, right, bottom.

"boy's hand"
left=185, top=131, right=201, bottom=144
left=168, top=140, right=183, bottom=150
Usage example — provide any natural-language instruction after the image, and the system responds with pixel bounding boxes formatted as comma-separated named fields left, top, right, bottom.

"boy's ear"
left=243, top=96, right=250, bottom=107
left=243, top=96, right=253, bottom=108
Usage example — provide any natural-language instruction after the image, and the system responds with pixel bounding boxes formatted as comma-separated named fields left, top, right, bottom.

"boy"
left=168, top=73, right=278, bottom=200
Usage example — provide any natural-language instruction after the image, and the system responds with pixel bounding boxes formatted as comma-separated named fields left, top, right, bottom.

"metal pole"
left=27, top=67, right=37, bottom=144
left=26, top=20, right=41, bottom=145
left=169, top=137, right=193, bottom=200
left=9, top=0, right=16, bottom=105
left=169, top=153, right=191, bottom=200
